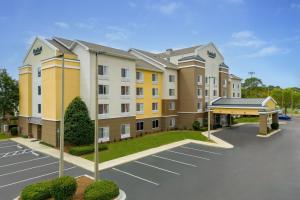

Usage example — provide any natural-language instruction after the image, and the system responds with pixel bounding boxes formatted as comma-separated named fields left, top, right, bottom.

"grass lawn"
left=234, top=116, right=259, bottom=123
left=0, top=133, right=11, bottom=140
left=83, top=130, right=208, bottom=163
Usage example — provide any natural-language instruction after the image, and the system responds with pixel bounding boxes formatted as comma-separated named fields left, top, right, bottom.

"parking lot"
left=0, top=140, right=91, bottom=200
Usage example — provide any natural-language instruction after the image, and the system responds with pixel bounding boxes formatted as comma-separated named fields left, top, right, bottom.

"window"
left=99, top=85, right=109, bottom=95
left=98, top=65, right=108, bottom=76
left=205, top=90, right=208, bottom=97
left=233, top=84, right=235, bottom=89
left=213, top=78, right=216, bottom=85
left=99, top=127, right=109, bottom=142
left=224, top=80, right=227, bottom=87
left=99, top=104, right=109, bottom=114
left=136, top=71, right=144, bottom=82
left=223, top=90, right=227, bottom=97
left=136, top=121, right=144, bottom=131
left=169, top=75, right=175, bottom=82
left=121, top=86, right=130, bottom=95
left=120, top=124, right=130, bottom=138
left=205, top=77, right=208, bottom=84
left=38, top=104, right=41, bottom=114
left=197, top=86, right=202, bottom=97
left=152, top=73, right=158, bottom=83
left=233, top=92, right=235, bottom=97
left=197, top=75, right=202, bottom=84
left=37, top=67, right=41, bottom=77
left=136, top=87, right=144, bottom=97
left=136, top=103, right=144, bottom=114
left=38, top=85, right=41, bottom=95
left=121, top=68, right=129, bottom=78
left=169, top=118, right=175, bottom=128
left=152, top=88, right=159, bottom=97
left=121, top=103, right=130, bottom=113
left=197, top=100, right=202, bottom=111
left=213, top=90, right=217, bottom=96
left=237, top=93, right=240, bottom=97
left=152, top=119, right=159, bottom=129
left=168, top=102, right=175, bottom=110
left=152, top=102, right=158, bottom=112
left=238, top=84, right=240, bottom=89
left=205, top=102, right=208, bottom=108
left=169, top=89, right=175, bottom=96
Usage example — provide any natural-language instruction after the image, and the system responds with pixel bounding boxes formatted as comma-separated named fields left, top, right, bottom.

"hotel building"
left=18, top=37, right=241, bottom=146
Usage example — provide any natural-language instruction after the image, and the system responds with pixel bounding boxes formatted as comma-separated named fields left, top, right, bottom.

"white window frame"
left=168, top=102, right=176, bottom=110
left=152, top=88, right=159, bottom=98
left=197, top=75, right=202, bottom=85
left=152, top=73, right=158, bottom=84
left=152, top=102, right=158, bottom=113
left=152, top=119, right=159, bottom=129
left=121, top=85, right=130, bottom=98
left=169, top=89, right=175, bottom=96
left=37, top=104, right=41, bottom=114
left=121, top=103, right=130, bottom=113
left=169, top=118, right=176, bottom=128
left=99, top=85, right=109, bottom=97
left=120, top=124, right=130, bottom=139
left=136, top=103, right=144, bottom=114
left=136, top=71, right=144, bottom=83
left=197, top=86, right=202, bottom=98
left=136, top=87, right=144, bottom=98
left=121, top=68, right=130, bottom=81
left=98, top=65, right=109, bottom=79
left=197, top=100, right=203, bottom=112
left=169, top=75, right=175, bottom=82
left=99, top=104, right=109, bottom=117
left=98, top=127, right=109, bottom=142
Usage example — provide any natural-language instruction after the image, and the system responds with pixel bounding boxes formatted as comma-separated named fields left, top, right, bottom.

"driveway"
left=99, top=118, right=300, bottom=200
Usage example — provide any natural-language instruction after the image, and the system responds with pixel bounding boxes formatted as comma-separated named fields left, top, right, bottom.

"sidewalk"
left=11, top=129, right=233, bottom=172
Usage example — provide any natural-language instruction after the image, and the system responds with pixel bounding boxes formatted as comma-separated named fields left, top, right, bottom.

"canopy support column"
left=259, top=113, right=268, bottom=135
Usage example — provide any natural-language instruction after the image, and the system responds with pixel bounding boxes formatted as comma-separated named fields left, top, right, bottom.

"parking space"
left=0, top=140, right=91, bottom=200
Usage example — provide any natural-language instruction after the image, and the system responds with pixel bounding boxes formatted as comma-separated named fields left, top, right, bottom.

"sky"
left=0, top=0, right=299, bottom=88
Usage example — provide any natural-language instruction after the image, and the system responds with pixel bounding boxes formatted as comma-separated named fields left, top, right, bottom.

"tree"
left=64, top=97, right=94, bottom=145
left=242, top=77, right=264, bottom=89
left=0, top=69, right=19, bottom=122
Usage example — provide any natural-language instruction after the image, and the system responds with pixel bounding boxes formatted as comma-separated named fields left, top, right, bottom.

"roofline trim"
left=210, top=97, right=222, bottom=105
left=209, top=105, right=266, bottom=109
left=52, top=37, right=72, bottom=49
left=262, top=96, right=277, bottom=106
left=178, top=59, right=205, bottom=64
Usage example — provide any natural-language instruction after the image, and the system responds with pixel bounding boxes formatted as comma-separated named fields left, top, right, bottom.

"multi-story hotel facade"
left=18, top=37, right=242, bottom=147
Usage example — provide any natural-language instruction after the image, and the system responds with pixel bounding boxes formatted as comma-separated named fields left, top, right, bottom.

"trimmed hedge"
left=20, top=180, right=52, bottom=200
left=69, top=144, right=108, bottom=156
left=50, top=176, right=77, bottom=200
left=192, top=121, right=201, bottom=131
left=84, top=180, right=119, bottom=200
left=271, top=122, right=279, bottom=130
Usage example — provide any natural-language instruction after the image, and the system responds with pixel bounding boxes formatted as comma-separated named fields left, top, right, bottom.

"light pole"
left=248, top=71, right=255, bottom=97
left=207, top=76, right=215, bottom=141
left=59, top=53, right=65, bottom=177
left=94, top=52, right=99, bottom=180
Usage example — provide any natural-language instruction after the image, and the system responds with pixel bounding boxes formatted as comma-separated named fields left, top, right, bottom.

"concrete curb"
left=256, top=129, right=282, bottom=138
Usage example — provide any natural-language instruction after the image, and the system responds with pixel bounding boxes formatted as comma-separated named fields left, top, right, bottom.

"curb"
left=256, top=129, right=282, bottom=138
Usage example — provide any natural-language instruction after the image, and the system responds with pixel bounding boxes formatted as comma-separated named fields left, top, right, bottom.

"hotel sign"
left=33, top=46, right=43, bottom=56
left=207, top=51, right=216, bottom=58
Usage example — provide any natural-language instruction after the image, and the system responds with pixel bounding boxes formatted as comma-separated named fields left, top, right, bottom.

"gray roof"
left=219, top=62, right=229, bottom=68
left=135, top=59, right=163, bottom=72
left=131, top=48, right=177, bottom=69
left=53, top=37, right=74, bottom=47
left=46, top=39, right=75, bottom=55
left=212, top=98, right=267, bottom=107
left=178, top=55, right=205, bottom=62
left=230, top=74, right=242, bottom=80
left=77, top=40, right=135, bottom=60
left=157, top=45, right=202, bottom=58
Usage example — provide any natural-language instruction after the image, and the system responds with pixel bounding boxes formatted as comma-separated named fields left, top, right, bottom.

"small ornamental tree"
left=64, top=97, right=94, bottom=145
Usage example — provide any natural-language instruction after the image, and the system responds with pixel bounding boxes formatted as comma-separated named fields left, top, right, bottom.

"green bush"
left=10, top=127, right=18, bottom=136
left=50, top=176, right=77, bottom=200
left=192, top=121, right=201, bottom=131
left=69, top=144, right=108, bottom=156
left=84, top=180, right=119, bottom=200
left=64, top=97, right=94, bottom=145
left=271, top=122, right=279, bottom=130
left=20, top=180, right=52, bottom=200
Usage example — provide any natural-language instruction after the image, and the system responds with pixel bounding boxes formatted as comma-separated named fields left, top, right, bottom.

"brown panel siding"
left=177, top=112, right=205, bottom=130
left=42, top=120, right=59, bottom=147
left=136, top=117, right=162, bottom=135
left=18, top=116, right=31, bottom=136
left=162, top=99, right=177, bottom=116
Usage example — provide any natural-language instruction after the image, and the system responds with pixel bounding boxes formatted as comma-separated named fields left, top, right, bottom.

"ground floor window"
left=38, top=104, right=41, bottom=114
left=99, top=127, right=109, bottom=142
left=120, top=124, right=130, bottom=138
left=169, top=118, right=176, bottom=128
left=152, top=119, right=159, bottom=129
left=136, top=121, right=144, bottom=131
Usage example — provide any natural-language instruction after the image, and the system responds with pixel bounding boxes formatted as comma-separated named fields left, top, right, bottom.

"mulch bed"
left=73, top=176, right=94, bottom=200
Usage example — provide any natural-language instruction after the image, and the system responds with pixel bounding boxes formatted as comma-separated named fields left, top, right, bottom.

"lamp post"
left=94, top=52, right=99, bottom=180
left=207, top=76, right=215, bottom=141
left=248, top=71, right=255, bottom=97
left=59, top=53, right=65, bottom=177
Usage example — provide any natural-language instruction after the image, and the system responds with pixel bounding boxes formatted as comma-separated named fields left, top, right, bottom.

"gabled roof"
left=230, top=74, right=242, bottom=80
left=135, top=59, right=163, bottom=72
left=219, top=62, right=229, bottom=68
left=131, top=48, right=177, bottom=69
left=157, top=45, right=202, bottom=58
left=211, top=97, right=270, bottom=108
left=46, top=39, right=75, bottom=55
left=53, top=37, right=74, bottom=48
left=178, top=55, right=205, bottom=62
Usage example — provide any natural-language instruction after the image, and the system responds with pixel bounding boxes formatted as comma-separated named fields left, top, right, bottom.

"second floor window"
left=98, top=65, right=108, bottom=76
left=121, top=86, right=130, bottom=95
left=152, top=73, right=158, bottom=83
left=38, top=85, right=41, bottom=95
left=169, top=89, right=175, bottom=96
left=152, top=102, right=158, bottom=111
left=136, top=103, right=144, bottom=113
left=121, top=68, right=129, bottom=78
left=99, top=85, right=109, bottom=95
left=168, top=102, right=175, bottom=110
left=136, top=87, right=144, bottom=96
left=197, top=75, right=202, bottom=84
left=99, top=104, right=109, bottom=114
left=136, top=71, right=144, bottom=81
left=169, top=75, right=175, bottom=82
left=152, top=88, right=159, bottom=97
left=121, top=103, right=130, bottom=113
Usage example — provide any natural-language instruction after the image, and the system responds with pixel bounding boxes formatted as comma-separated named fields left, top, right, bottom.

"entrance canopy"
left=210, top=96, right=278, bottom=116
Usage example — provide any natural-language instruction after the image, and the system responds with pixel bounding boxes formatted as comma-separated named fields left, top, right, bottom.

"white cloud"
left=156, top=2, right=181, bottom=15
left=230, top=30, right=265, bottom=48
left=76, top=18, right=97, bottom=30
left=291, top=3, right=300, bottom=9
left=105, top=26, right=129, bottom=41
left=247, top=46, right=288, bottom=58
left=54, top=22, right=70, bottom=29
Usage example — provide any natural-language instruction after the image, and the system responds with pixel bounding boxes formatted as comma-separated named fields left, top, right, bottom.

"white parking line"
left=0, top=166, right=76, bottom=189
left=0, top=145, right=22, bottom=149
left=31, top=151, right=39, bottom=156
left=0, top=149, right=32, bottom=158
left=167, top=150, right=210, bottom=160
left=112, top=168, right=159, bottom=186
left=0, top=161, right=59, bottom=177
left=0, top=156, right=50, bottom=168
left=0, top=141, right=15, bottom=146
left=151, top=155, right=197, bottom=167
left=134, top=161, right=180, bottom=175
left=180, top=146, right=223, bottom=155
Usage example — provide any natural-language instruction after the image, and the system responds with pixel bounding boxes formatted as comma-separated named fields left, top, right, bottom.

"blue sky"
left=0, top=0, right=299, bottom=87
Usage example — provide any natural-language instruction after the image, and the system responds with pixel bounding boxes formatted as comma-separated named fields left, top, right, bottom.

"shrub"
left=10, top=126, right=18, bottom=136
left=50, top=176, right=77, bottom=200
left=271, top=122, right=279, bottom=130
left=69, top=144, right=108, bottom=156
left=20, top=180, right=52, bottom=200
left=192, top=121, right=201, bottom=131
left=64, top=97, right=94, bottom=145
left=199, top=127, right=208, bottom=132
left=84, top=180, right=119, bottom=200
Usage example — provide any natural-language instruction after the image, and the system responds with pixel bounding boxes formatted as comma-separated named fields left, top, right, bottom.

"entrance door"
left=37, top=125, right=42, bottom=140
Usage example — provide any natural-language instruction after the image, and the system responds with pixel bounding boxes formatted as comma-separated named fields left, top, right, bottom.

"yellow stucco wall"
left=265, top=99, right=276, bottom=110
left=136, top=69, right=162, bottom=119
left=19, top=66, right=32, bottom=116
left=212, top=108, right=259, bottom=115
left=42, top=59, right=80, bottom=120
